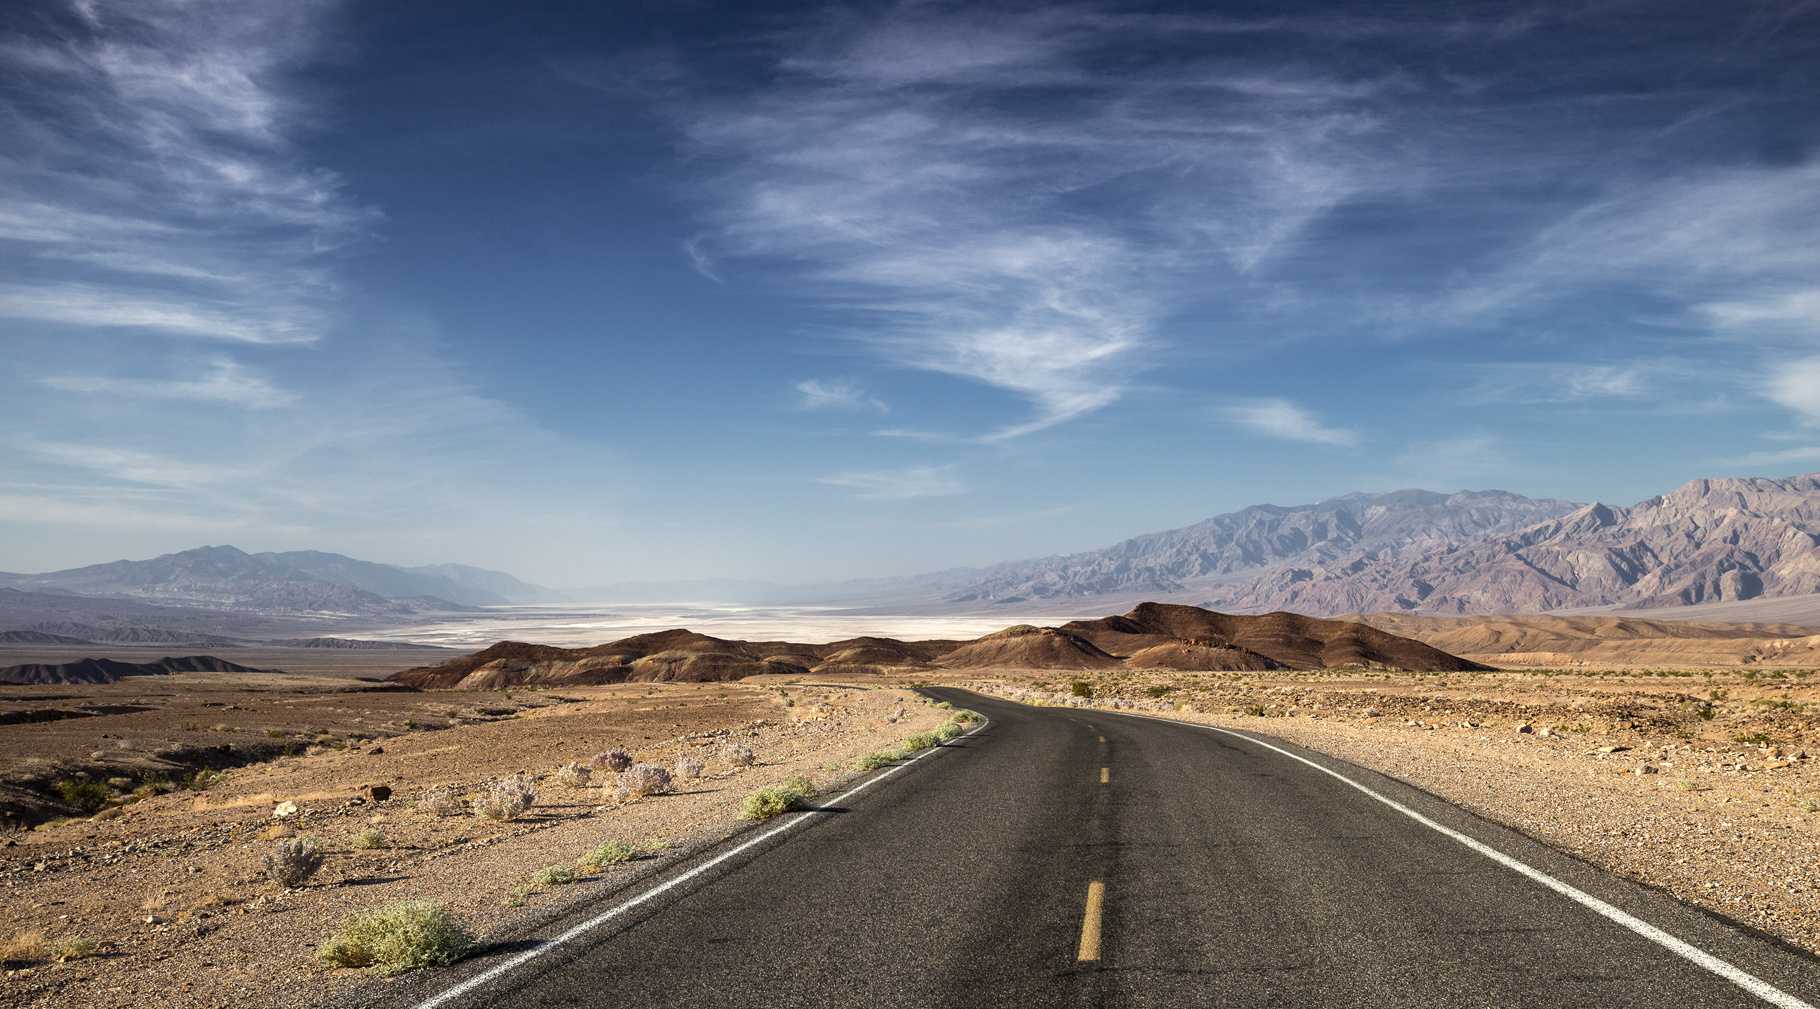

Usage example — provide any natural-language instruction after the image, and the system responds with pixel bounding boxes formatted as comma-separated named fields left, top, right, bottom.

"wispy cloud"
left=1767, top=356, right=1820, bottom=424
left=674, top=6, right=1394, bottom=435
left=0, top=0, right=372, bottom=343
left=818, top=465, right=963, bottom=500
left=1221, top=399, right=1357, bottom=446
left=795, top=378, right=885, bottom=412
left=42, top=357, right=296, bottom=407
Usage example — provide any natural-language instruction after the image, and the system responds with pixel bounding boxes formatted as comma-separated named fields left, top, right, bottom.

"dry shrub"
left=577, top=840, right=640, bottom=867
left=736, top=785, right=809, bottom=821
left=50, top=937, right=97, bottom=962
left=262, top=836, right=324, bottom=887
left=617, top=764, right=672, bottom=797
left=353, top=829, right=388, bottom=850
left=590, top=748, right=633, bottom=773
left=674, top=756, right=704, bottom=780
left=720, top=744, right=755, bottom=767
left=551, top=762, right=591, bottom=789
left=1, top=929, right=46, bottom=965
left=471, top=773, right=538, bottom=821
left=418, top=787, right=462, bottom=817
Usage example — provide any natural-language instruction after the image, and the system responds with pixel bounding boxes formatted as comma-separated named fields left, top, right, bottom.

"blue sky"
left=2, top=0, right=1818, bottom=586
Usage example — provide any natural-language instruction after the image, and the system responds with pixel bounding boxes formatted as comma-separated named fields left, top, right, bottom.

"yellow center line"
left=1100, top=767, right=1109, bottom=783
left=1077, top=880, right=1105, bottom=961
left=1099, top=736, right=1106, bottom=742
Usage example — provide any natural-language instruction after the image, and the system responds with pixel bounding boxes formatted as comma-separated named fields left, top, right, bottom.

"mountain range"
left=0, top=545, right=559, bottom=616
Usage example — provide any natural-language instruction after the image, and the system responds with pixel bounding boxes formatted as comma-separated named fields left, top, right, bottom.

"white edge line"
left=412, top=714, right=989, bottom=1009
left=1117, top=710, right=1816, bottom=1009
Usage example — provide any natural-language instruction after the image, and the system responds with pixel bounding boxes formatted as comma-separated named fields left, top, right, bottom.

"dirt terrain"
left=1349, top=611, right=1820, bottom=669
left=0, top=648, right=950, bottom=1009
left=968, top=660, right=1820, bottom=957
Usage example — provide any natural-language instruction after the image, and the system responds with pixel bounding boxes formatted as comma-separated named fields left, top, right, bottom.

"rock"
left=366, top=746, right=384, bottom=755
left=1637, top=765, right=1659, bottom=775
left=272, top=800, right=298, bottom=818
left=145, top=915, right=166, bottom=924
left=1516, top=723, right=1533, bottom=734
left=1595, top=745, right=1630, bottom=753
left=1764, top=760, right=1794, bottom=769
left=359, top=784, right=393, bottom=803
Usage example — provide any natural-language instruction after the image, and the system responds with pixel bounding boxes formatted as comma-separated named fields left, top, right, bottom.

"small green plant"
left=853, top=749, right=906, bottom=771
left=1144, top=685, right=1171, bottom=698
left=1242, top=705, right=1267, bottom=717
left=951, top=709, right=981, bottom=723
left=737, top=785, right=810, bottom=820
left=316, top=900, right=473, bottom=973
left=1734, top=732, right=1774, bottom=746
left=55, top=778, right=111, bottom=813
left=782, top=774, right=817, bottom=798
left=403, top=719, right=418, bottom=730
left=267, top=730, right=286, bottom=739
left=1676, top=730, right=1696, bottom=740
left=1797, top=798, right=1820, bottom=813
left=1696, top=708, right=1716, bottom=720
left=1675, top=779, right=1701, bottom=791
left=1070, top=682, right=1093, bottom=698
left=933, top=721, right=964, bottom=741
left=132, top=776, right=173, bottom=800
left=903, top=731, right=940, bottom=751
left=49, top=937, right=97, bottom=962
left=532, top=865, right=577, bottom=886
left=353, top=829, right=388, bottom=850
left=444, top=710, right=458, bottom=718
left=935, top=701, right=953, bottom=709
left=578, top=840, right=640, bottom=867
left=1709, top=689, right=1729, bottom=700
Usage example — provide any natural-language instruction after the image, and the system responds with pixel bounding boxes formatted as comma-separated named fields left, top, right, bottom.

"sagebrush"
left=675, top=756, right=705, bottom=780
left=578, top=840, right=640, bottom=866
left=552, top=762, right=591, bottom=789
left=591, top=748, right=633, bottom=772
left=618, top=763, right=672, bottom=796
left=721, top=744, right=755, bottom=767
left=737, top=784, right=810, bottom=820
left=316, top=901, right=473, bottom=973
left=418, top=787, right=462, bottom=816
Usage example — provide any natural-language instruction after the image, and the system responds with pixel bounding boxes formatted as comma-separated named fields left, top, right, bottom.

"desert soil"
left=968, top=663, right=1820, bottom=958
left=0, top=661, right=951, bottom=1009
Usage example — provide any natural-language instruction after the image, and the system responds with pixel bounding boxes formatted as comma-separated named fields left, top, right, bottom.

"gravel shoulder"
left=0, top=674, right=952, bottom=1008
left=967, top=664, right=1820, bottom=959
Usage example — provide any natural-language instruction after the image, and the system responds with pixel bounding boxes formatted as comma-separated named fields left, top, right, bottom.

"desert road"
left=379, top=688, right=1820, bottom=1008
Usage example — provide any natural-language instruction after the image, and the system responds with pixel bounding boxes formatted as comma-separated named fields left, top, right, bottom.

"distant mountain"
left=20, top=622, right=245, bottom=647
left=0, top=546, right=501, bottom=617
left=0, top=630, right=93, bottom=645
left=941, top=489, right=1583, bottom=604
left=1204, top=474, right=1820, bottom=616
left=262, top=552, right=565, bottom=606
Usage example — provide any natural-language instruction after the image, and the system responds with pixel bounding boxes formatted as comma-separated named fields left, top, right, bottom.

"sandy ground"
left=0, top=669, right=952, bottom=1009
left=967, top=663, right=1820, bottom=958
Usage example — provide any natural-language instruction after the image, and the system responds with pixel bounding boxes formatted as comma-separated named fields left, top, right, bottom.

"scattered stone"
left=366, top=746, right=384, bottom=755
left=272, top=801, right=298, bottom=819
left=145, top=915, right=166, bottom=924
left=1636, top=765, right=1659, bottom=775
left=359, top=785, right=392, bottom=803
left=1516, top=723, right=1533, bottom=734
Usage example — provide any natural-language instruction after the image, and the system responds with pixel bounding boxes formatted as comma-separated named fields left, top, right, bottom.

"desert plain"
left=3, top=607, right=1820, bottom=1007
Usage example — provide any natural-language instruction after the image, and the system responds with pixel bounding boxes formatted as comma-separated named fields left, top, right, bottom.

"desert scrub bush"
left=316, top=900, right=473, bottom=974
left=951, top=709, right=981, bottom=723
left=1734, top=732, right=1775, bottom=746
left=935, top=701, right=953, bottom=709
left=1675, top=778, right=1702, bottom=791
left=262, top=836, right=325, bottom=887
left=721, top=744, right=756, bottom=767
left=1, top=928, right=46, bottom=965
left=590, top=748, right=633, bottom=772
left=55, top=778, right=111, bottom=813
left=1696, top=708, right=1716, bottom=720
left=1070, top=682, right=1093, bottom=698
left=737, top=785, right=810, bottom=821
left=1799, top=798, right=1820, bottom=813
left=578, top=840, right=640, bottom=867
left=674, top=756, right=704, bottom=780
left=903, top=731, right=941, bottom=751
left=933, top=721, right=964, bottom=741
left=471, top=773, right=538, bottom=821
left=266, top=730, right=286, bottom=738
left=418, top=787, right=462, bottom=816
left=853, top=749, right=906, bottom=771
left=353, top=829, right=388, bottom=850
left=49, top=937, right=97, bottom=962
left=783, top=774, right=817, bottom=798
left=551, top=762, right=592, bottom=789
left=1242, top=705, right=1267, bottom=717
left=618, top=764, right=673, bottom=796
left=532, top=864, right=577, bottom=886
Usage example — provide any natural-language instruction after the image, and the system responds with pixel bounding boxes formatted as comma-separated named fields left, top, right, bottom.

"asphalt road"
left=382, top=688, right=1820, bottom=1008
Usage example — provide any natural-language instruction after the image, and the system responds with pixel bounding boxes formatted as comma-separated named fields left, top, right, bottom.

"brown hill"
left=935, top=626, right=1123, bottom=670
left=1346, top=612, right=1820, bottom=669
left=1123, top=641, right=1283, bottom=671
left=388, top=633, right=811, bottom=690
left=1062, top=603, right=1490, bottom=672
left=0, top=655, right=278, bottom=685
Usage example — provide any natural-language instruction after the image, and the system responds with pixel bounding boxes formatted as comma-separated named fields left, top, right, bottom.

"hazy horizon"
left=5, top=1, right=1817, bottom=587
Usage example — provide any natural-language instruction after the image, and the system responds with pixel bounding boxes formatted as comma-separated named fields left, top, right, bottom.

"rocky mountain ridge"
left=1208, top=474, right=1820, bottom=616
